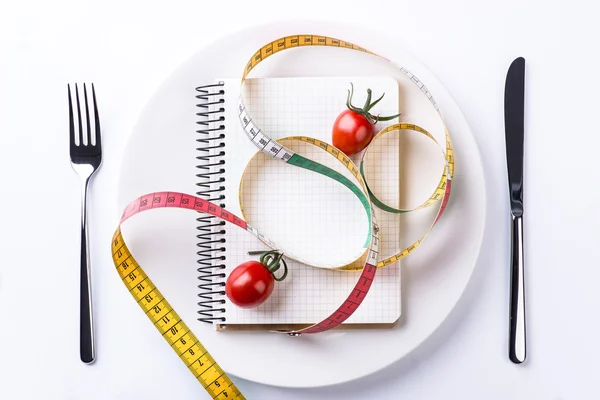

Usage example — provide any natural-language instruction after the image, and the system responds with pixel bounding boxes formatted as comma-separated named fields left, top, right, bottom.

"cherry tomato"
left=225, top=260, right=275, bottom=308
left=332, top=83, right=400, bottom=156
left=332, top=109, right=375, bottom=156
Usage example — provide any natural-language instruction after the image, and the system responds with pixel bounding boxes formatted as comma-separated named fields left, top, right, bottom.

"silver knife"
left=504, top=57, right=526, bottom=364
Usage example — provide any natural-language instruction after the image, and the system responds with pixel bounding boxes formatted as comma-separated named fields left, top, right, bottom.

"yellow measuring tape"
left=112, top=232, right=242, bottom=399
left=112, top=34, right=454, bottom=399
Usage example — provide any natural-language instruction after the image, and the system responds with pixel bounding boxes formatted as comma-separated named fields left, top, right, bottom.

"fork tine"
left=68, top=84, right=76, bottom=151
left=92, top=83, right=101, bottom=148
left=75, top=83, right=84, bottom=146
left=83, top=84, right=92, bottom=146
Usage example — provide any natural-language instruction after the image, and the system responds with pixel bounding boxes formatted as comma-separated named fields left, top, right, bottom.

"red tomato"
left=225, top=260, right=274, bottom=308
left=332, top=83, right=400, bottom=156
left=332, top=109, right=375, bottom=156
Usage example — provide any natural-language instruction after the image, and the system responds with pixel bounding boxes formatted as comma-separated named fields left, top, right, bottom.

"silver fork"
left=69, top=83, right=102, bottom=364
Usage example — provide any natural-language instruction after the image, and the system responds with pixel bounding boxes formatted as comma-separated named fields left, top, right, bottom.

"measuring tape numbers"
left=112, top=35, right=454, bottom=399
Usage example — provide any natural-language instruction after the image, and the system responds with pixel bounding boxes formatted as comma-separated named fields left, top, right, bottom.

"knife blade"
left=504, top=56, right=526, bottom=364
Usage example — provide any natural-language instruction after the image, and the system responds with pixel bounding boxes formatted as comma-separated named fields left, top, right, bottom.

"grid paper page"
left=241, top=139, right=368, bottom=268
left=219, top=76, right=401, bottom=325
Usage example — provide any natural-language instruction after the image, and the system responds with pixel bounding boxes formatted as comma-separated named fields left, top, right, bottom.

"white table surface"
left=0, top=0, right=597, bottom=399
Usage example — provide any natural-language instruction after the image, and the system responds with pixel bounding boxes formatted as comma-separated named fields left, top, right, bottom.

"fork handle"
left=80, top=177, right=95, bottom=364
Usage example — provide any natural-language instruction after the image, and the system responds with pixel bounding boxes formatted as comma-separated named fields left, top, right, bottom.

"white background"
left=0, top=0, right=597, bottom=399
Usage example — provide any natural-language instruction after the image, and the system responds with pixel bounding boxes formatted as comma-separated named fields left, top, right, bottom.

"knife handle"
left=509, top=213, right=526, bottom=364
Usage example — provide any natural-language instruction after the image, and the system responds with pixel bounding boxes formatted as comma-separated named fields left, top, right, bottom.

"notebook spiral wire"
left=194, top=82, right=227, bottom=323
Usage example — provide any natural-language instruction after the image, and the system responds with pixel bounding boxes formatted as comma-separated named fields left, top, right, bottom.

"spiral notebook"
left=195, top=76, right=403, bottom=330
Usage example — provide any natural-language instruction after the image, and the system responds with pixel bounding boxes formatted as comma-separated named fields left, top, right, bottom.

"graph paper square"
left=217, top=76, right=402, bottom=326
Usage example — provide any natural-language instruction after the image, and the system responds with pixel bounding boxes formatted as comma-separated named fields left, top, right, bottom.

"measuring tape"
left=112, top=34, right=454, bottom=399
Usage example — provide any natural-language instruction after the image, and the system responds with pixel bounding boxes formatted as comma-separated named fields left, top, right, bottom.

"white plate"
left=117, top=21, right=486, bottom=388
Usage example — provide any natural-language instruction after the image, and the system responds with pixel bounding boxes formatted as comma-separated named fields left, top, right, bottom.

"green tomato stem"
left=366, top=92, right=385, bottom=112
left=247, top=249, right=289, bottom=282
left=345, top=82, right=401, bottom=125
left=362, top=88, right=372, bottom=112
left=346, top=83, right=362, bottom=113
